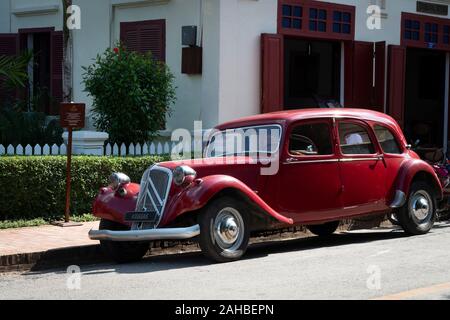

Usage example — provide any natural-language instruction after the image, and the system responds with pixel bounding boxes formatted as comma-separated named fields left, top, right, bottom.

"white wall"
left=9, top=0, right=63, bottom=32
left=218, top=0, right=278, bottom=124
left=0, top=1, right=11, bottom=33
left=72, top=0, right=111, bottom=129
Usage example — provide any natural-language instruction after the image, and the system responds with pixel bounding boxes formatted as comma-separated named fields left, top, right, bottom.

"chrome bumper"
left=89, top=225, right=200, bottom=242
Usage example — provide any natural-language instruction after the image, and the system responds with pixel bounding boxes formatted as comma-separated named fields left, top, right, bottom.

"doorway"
left=284, top=38, right=341, bottom=109
left=404, top=48, right=446, bottom=148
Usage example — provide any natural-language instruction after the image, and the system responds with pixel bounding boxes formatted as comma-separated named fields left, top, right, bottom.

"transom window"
left=425, top=23, right=438, bottom=43
left=338, top=122, right=375, bottom=155
left=282, top=4, right=303, bottom=29
left=279, top=1, right=355, bottom=41
left=309, top=8, right=327, bottom=32
left=289, top=122, right=333, bottom=156
left=402, top=13, right=450, bottom=50
left=332, top=11, right=352, bottom=34
left=373, top=125, right=402, bottom=155
left=405, top=19, right=421, bottom=41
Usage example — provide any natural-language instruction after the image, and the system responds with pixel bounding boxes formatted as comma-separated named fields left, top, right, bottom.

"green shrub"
left=83, top=44, right=176, bottom=145
left=0, top=156, right=169, bottom=221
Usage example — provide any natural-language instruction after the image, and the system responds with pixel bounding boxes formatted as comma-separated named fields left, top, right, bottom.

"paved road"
left=1, top=222, right=450, bottom=300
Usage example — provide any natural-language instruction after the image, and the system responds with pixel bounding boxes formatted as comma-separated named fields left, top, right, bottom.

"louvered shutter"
left=387, top=45, right=406, bottom=128
left=0, top=34, right=19, bottom=106
left=50, top=31, right=63, bottom=115
left=120, top=20, right=166, bottom=62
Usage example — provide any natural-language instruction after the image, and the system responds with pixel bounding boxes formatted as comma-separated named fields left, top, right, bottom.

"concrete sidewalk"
left=0, top=222, right=102, bottom=272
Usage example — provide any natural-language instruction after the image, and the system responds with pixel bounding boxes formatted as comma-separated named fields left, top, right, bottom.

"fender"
left=160, top=175, right=294, bottom=226
left=390, top=159, right=443, bottom=208
left=92, top=183, right=139, bottom=225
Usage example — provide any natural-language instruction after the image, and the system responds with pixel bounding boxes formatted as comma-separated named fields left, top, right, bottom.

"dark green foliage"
left=0, top=156, right=169, bottom=220
left=0, top=109, right=63, bottom=146
left=82, top=44, right=176, bottom=145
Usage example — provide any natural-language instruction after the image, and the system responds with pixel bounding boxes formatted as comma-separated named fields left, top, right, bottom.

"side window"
left=289, top=122, right=333, bottom=156
left=374, top=125, right=402, bottom=154
left=339, top=122, right=375, bottom=155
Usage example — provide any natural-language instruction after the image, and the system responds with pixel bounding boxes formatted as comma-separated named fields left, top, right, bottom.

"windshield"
left=204, top=124, right=282, bottom=158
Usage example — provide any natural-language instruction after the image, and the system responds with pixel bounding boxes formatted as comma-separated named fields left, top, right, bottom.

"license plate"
left=125, top=211, right=158, bottom=223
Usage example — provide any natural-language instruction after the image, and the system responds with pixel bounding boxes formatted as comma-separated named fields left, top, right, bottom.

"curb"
left=0, top=245, right=106, bottom=273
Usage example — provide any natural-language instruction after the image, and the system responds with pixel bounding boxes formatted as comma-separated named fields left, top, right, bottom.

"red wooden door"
left=344, top=41, right=385, bottom=112
left=387, top=45, right=406, bottom=128
left=374, top=41, right=386, bottom=112
left=261, top=33, right=283, bottom=114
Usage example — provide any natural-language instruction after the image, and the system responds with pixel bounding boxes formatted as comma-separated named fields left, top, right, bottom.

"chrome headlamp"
left=109, top=172, right=131, bottom=190
left=173, top=166, right=197, bottom=186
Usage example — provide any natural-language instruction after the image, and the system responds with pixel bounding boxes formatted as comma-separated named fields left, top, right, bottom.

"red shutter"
left=261, top=33, right=283, bottom=114
left=120, top=20, right=166, bottom=62
left=387, top=45, right=406, bottom=128
left=344, top=41, right=354, bottom=107
left=0, top=34, right=19, bottom=106
left=50, top=31, right=63, bottom=115
left=374, top=41, right=386, bottom=112
left=350, top=41, right=374, bottom=109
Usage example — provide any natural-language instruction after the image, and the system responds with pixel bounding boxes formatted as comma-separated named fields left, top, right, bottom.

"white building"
left=1, top=0, right=450, bottom=149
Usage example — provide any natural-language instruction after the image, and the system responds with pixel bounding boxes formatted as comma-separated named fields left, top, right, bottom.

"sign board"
left=417, top=1, right=448, bottom=16
left=60, top=103, right=85, bottom=129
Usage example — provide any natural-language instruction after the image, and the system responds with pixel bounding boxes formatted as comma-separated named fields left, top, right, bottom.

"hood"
left=157, top=156, right=265, bottom=190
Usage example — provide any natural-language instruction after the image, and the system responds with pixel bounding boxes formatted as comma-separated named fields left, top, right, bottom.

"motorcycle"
left=389, top=140, right=450, bottom=225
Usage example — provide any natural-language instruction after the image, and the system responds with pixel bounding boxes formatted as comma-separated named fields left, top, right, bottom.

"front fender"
left=393, top=159, right=443, bottom=201
left=161, top=175, right=294, bottom=226
left=92, top=183, right=139, bottom=226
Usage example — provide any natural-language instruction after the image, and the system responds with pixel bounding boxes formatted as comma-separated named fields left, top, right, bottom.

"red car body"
left=90, top=109, right=443, bottom=262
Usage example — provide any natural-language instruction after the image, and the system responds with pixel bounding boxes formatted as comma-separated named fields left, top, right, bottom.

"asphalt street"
left=1, top=222, right=450, bottom=300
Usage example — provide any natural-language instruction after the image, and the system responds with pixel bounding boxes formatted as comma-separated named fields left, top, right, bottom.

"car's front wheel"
left=198, top=197, right=250, bottom=263
left=99, top=219, right=150, bottom=263
left=397, top=181, right=436, bottom=235
left=307, top=221, right=340, bottom=237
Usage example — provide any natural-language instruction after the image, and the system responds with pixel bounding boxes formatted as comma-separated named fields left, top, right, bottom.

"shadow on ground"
left=24, top=227, right=415, bottom=276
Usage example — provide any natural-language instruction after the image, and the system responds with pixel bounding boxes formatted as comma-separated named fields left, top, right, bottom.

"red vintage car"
left=89, top=109, right=443, bottom=263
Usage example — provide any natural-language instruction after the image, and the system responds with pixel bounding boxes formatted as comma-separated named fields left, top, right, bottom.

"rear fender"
left=390, top=159, right=443, bottom=207
left=161, top=175, right=294, bottom=226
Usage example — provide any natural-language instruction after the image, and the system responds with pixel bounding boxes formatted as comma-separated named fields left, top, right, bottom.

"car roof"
left=216, top=108, right=400, bottom=131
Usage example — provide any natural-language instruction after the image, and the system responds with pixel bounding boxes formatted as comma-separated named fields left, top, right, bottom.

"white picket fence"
left=0, top=141, right=179, bottom=157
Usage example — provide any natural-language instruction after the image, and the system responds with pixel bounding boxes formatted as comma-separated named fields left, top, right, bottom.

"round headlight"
left=109, top=172, right=131, bottom=190
left=173, top=166, right=197, bottom=186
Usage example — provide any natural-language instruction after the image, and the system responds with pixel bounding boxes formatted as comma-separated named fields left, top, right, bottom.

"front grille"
left=135, top=165, right=172, bottom=228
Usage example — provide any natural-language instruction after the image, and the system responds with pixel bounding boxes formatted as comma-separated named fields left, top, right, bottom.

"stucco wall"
left=9, top=0, right=63, bottom=32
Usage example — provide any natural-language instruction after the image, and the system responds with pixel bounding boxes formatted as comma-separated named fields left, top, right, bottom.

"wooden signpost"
left=57, top=102, right=86, bottom=226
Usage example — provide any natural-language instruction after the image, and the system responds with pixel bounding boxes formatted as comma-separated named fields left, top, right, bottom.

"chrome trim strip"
left=340, top=157, right=379, bottom=162
left=283, top=159, right=339, bottom=165
left=89, top=225, right=200, bottom=242
left=390, top=190, right=406, bottom=209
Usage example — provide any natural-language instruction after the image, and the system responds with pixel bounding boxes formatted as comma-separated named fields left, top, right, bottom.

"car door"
left=278, top=118, right=343, bottom=223
left=337, top=119, right=387, bottom=216
left=372, top=123, right=407, bottom=201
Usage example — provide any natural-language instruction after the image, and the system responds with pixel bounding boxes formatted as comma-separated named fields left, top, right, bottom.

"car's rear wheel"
left=198, top=197, right=250, bottom=263
left=307, top=221, right=340, bottom=237
left=99, top=219, right=150, bottom=263
left=397, top=181, right=436, bottom=235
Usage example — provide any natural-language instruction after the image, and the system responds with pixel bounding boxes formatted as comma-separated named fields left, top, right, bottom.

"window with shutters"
left=120, top=19, right=166, bottom=62
left=0, top=34, right=19, bottom=107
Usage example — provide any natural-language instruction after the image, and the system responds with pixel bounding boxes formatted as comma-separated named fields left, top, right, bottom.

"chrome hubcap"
left=213, top=207, right=244, bottom=251
left=410, top=191, right=432, bottom=221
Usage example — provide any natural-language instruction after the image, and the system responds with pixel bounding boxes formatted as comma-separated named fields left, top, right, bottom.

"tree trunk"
left=62, top=0, right=73, bottom=102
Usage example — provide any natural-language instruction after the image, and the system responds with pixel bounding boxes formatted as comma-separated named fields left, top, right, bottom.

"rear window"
left=374, top=125, right=402, bottom=154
